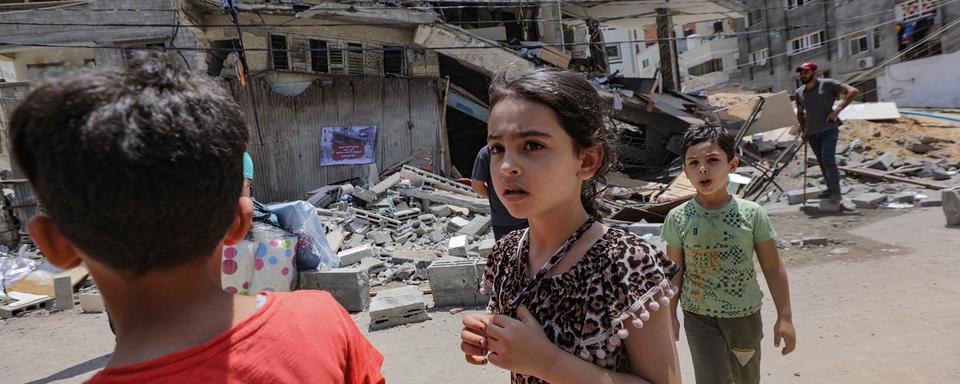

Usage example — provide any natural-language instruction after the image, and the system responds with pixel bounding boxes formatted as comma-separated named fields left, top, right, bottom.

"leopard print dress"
left=482, top=224, right=678, bottom=384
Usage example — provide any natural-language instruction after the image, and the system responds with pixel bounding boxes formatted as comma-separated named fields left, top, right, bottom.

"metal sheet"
left=838, top=102, right=901, bottom=121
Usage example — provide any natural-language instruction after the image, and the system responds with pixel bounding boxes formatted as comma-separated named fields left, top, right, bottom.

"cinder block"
left=427, top=259, right=490, bottom=307
left=446, top=217, right=470, bottom=232
left=852, top=193, right=887, bottom=209
left=628, top=222, right=662, bottom=237
left=299, top=268, right=370, bottom=312
left=457, top=215, right=491, bottom=236
left=369, top=286, right=430, bottom=330
left=428, top=205, right=452, bottom=217
left=785, top=186, right=825, bottom=205
left=448, top=235, right=468, bottom=257
left=53, top=276, right=74, bottom=310
left=338, top=244, right=376, bottom=267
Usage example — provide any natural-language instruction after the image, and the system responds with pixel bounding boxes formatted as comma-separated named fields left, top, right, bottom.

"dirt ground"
left=3, top=202, right=959, bottom=383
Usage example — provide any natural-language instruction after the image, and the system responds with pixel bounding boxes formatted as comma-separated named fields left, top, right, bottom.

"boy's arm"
left=665, top=246, right=684, bottom=341
left=756, top=239, right=796, bottom=355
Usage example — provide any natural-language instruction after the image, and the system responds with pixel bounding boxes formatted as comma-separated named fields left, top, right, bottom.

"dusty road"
left=2, top=206, right=958, bottom=383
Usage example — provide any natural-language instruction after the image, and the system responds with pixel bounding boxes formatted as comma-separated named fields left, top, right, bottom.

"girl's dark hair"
left=488, top=67, right=619, bottom=220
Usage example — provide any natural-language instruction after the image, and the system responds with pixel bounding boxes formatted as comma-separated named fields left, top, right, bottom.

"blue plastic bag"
left=268, top=201, right=339, bottom=271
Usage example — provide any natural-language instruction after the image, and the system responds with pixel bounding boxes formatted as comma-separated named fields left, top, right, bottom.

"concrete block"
left=818, top=199, right=841, bottom=213
left=943, top=187, right=960, bottom=226
left=802, top=237, right=829, bottom=246
left=390, top=250, right=440, bottom=267
left=478, top=239, right=496, bottom=258
left=78, top=293, right=105, bottom=313
left=299, top=268, right=370, bottom=312
left=785, top=186, right=825, bottom=205
left=628, top=222, right=663, bottom=237
left=449, top=205, right=471, bottom=216
left=429, top=205, right=452, bottom=217
left=447, top=217, right=470, bottom=232
left=448, top=235, right=469, bottom=257
left=358, top=257, right=387, bottom=276
left=457, top=215, right=491, bottom=236
left=427, top=258, right=490, bottom=307
left=418, top=214, right=436, bottom=224
left=338, top=244, right=376, bottom=267
left=852, top=193, right=887, bottom=209
left=430, top=230, right=446, bottom=242
left=53, top=276, right=74, bottom=310
left=892, top=192, right=918, bottom=204
left=366, top=231, right=393, bottom=245
left=369, top=286, right=430, bottom=330
left=864, top=153, right=897, bottom=171
left=920, top=198, right=942, bottom=207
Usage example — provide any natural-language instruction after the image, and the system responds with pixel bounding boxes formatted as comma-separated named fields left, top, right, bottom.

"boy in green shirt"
left=661, top=124, right=796, bottom=384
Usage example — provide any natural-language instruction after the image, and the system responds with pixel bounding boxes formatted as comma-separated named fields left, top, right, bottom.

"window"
left=849, top=34, right=869, bottom=55
left=605, top=44, right=622, bottom=63
left=747, top=10, right=764, bottom=27
left=713, top=20, right=724, bottom=34
left=310, top=39, right=328, bottom=73
left=270, top=34, right=289, bottom=70
left=383, top=46, right=405, bottom=76
left=688, top=58, right=723, bottom=76
left=787, top=30, right=826, bottom=55
left=750, top=48, right=769, bottom=66
left=786, top=0, right=810, bottom=10
left=642, top=58, right=650, bottom=68
left=873, top=28, right=881, bottom=49
left=346, top=43, right=364, bottom=75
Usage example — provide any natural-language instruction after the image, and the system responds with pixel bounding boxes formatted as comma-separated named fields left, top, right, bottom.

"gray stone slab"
left=785, top=186, right=826, bottom=205
left=366, top=231, right=393, bottom=245
left=300, top=268, right=370, bottom=312
left=53, top=276, right=74, bottom=310
left=427, top=259, right=490, bottom=307
left=428, top=205, right=452, bottom=217
left=358, top=257, right=387, bottom=276
left=864, top=153, right=897, bottom=171
left=446, top=217, right=471, bottom=233
left=338, top=244, right=376, bottom=267
left=457, top=215, right=491, bottom=236
left=852, top=193, right=888, bottom=209
left=478, top=238, right=496, bottom=258
left=369, top=286, right=430, bottom=330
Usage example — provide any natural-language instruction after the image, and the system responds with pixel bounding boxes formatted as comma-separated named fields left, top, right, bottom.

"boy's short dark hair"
left=679, top=124, right=736, bottom=161
left=10, top=51, right=249, bottom=276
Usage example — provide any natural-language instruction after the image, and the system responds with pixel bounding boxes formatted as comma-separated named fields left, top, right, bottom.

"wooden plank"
left=839, top=166, right=949, bottom=190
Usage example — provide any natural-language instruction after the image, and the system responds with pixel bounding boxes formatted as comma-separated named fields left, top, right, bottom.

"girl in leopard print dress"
left=459, top=67, right=681, bottom=384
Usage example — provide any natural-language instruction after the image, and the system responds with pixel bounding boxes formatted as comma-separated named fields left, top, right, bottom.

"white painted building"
left=603, top=18, right=740, bottom=92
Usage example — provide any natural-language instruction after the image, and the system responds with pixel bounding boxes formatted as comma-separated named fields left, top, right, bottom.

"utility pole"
left=656, top=7, right=681, bottom=92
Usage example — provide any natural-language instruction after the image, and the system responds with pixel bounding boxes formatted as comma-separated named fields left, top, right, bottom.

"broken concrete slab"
left=448, top=205, right=471, bottom=216
left=427, top=258, right=490, bottom=307
left=369, top=286, right=430, bottom=331
left=389, top=250, right=440, bottom=268
left=446, top=217, right=470, bottom=232
left=851, top=193, right=888, bottom=209
left=920, top=198, right=943, bottom=207
left=370, top=172, right=403, bottom=195
left=932, top=168, right=953, bottom=181
left=428, top=204, right=452, bottom=217
left=338, top=244, right=376, bottom=267
left=943, top=187, right=960, bottom=226
left=904, top=138, right=933, bottom=154
left=53, top=276, right=74, bottom=311
left=358, top=257, right=387, bottom=276
left=457, top=215, right=491, bottom=236
left=628, top=222, right=663, bottom=237
left=478, top=238, right=496, bottom=258
left=401, top=188, right=490, bottom=214
left=785, top=186, right=826, bottom=205
left=863, top=153, right=897, bottom=171
left=448, top=235, right=469, bottom=257
left=300, top=268, right=370, bottom=312
left=366, top=231, right=393, bottom=245
left=818, top=199, right=841, bottom=213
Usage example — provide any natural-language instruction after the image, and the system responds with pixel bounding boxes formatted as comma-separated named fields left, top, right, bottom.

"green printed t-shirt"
left=660, top=197, right=777, bottom=318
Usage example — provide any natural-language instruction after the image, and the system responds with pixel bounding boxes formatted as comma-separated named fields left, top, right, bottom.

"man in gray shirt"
left=794, top=62, right=860, bottom=202
left=471, top=146, right=528, bottom=240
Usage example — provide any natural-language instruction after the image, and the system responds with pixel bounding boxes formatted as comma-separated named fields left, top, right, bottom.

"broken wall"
left=230, top=78, right=443, bottom=202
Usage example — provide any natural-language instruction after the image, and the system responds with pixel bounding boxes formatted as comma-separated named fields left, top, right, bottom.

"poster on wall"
left=320, top=126, right=378, bottom=166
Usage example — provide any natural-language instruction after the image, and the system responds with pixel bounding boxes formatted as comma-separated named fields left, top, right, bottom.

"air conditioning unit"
left=857, top=56, right=875, bottom=69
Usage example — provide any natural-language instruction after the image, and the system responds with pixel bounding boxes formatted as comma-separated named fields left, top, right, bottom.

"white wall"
left=9, top=48, right=96, bottom=82
left=0, top=56, right=15, bottom=82
left=877, top=49, right=960, bottom=108
left=604, top=27, right=641, bottom=77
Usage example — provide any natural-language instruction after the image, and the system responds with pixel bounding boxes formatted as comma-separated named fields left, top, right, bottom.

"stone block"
left=369, top=286, right=430, bottom=330
left=53, top=276, right=74, bottom=310
left=864, top=153, right=897, bottom=171
left=358, top=257, right=387, bottom=276
left=628, top=222, right=663, bottom=237
left=366, top=231, right=393, bottom=245
left=428, top=205, right=452, bottom=217
left=851, top=193, right=887, bottom=209
left=478, top=238, right=496, bottom=258
left=457, top=215, right=491, bottom=236
left=785, top=186, right=825, bottom=205
left=448, top=235, right=469, bottom=257
left=338, top=244, right=375, bottom=267
left=943, top=187, right=960, bottom=226
left=299, top=268, right=370, bottom=312
left=78, top=293, right=105, bottom=313
left=448, top=205, right=471, bottom=216
left=427, top=258, right=490, bottom=307
left=390, top=250, right=439, bottom=269
left=447, top=217, right=470, bottom=232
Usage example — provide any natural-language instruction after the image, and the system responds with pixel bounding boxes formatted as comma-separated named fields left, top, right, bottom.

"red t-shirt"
left=87, top=291, right=385, bottom=384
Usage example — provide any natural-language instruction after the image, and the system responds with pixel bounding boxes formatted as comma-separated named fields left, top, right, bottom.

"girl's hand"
left=774, top=317, right=796, bottom=355
left=485, top=305, right=558, bottom=377
left=461, top=313, right=493, bottom=365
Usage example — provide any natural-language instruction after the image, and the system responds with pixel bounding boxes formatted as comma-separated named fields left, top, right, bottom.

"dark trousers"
left=684, top=310, right=763, bottom=384
left=806, top=129, right=842, bottom=197
left=493, top=222, right=528, bottom=241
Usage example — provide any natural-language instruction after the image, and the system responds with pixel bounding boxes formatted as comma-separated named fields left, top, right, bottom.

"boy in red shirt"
left=9, top=51, right=385, bottom=384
